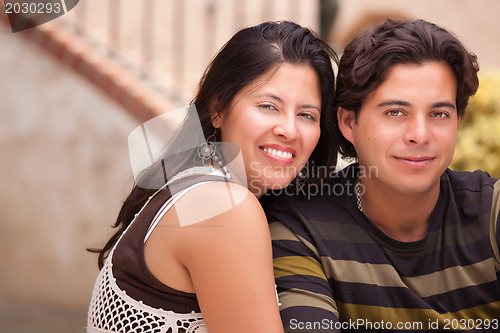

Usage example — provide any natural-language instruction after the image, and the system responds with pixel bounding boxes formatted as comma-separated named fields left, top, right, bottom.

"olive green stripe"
left=269, top=221, right=298, bottom=242
left=401, top=258, right=496, bottom=298
left=270, top=221, right=320, bottom=258
left=322, top=258, right=404, bottom=287
left=489, top=180, right=500, bottom=272
left=278, top=288, right=338, bottom=317
left=274, top=256, right=327, bottom=280
left=322, top=257, right=496, bottom=298
left=338, top=300, right=500, bottom=330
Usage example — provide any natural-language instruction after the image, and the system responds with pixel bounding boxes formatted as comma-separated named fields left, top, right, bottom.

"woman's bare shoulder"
left=170, top=181, right=263, bottom=228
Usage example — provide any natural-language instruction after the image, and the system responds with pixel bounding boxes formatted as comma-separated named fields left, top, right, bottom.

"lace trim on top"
left=87, top=256, right=206, bottom=333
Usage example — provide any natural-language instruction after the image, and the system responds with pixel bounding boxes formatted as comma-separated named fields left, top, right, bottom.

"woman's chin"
left=265, top=177, right=296, bottom=191
left=246, top=176, right=292, bottom=196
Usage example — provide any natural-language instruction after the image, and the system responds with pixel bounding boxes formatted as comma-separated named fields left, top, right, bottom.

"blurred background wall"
left=0, top=0, right=499, bottom=332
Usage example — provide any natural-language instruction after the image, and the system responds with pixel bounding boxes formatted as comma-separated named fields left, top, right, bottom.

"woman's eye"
left=298, top=112, right=318, bottom=122
left=259, top=104, right=278, bottom=111
left=386, top=110, right=404, bottom=117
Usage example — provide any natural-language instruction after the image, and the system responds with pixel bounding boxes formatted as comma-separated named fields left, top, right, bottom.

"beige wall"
left=0, top=24, right=137, bottom=318
left=330, top=0, right=500, bottom=70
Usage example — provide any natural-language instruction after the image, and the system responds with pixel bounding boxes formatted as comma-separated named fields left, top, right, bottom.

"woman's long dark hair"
left=92, top=21, right=338, bottom=269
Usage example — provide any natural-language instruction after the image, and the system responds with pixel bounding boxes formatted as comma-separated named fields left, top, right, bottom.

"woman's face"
left=216, top=63, right=322, bottom=197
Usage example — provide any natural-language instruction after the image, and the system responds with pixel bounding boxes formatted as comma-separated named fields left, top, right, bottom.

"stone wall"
left=0, top=22, right=137, bottom=323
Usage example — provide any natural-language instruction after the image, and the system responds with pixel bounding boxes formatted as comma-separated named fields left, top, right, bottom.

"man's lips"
left=394, top=156, right=435, bottom=167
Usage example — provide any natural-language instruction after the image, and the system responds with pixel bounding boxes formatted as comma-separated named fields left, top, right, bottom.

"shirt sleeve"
left=268, top=200, right=341, bottom=333
left=493, top=181, right=500, bottom=282
left=496, top=213, right=500, bottom=283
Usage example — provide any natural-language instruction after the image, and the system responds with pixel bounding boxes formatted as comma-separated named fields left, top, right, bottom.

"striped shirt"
left=268, top=165, right=500, bottom=332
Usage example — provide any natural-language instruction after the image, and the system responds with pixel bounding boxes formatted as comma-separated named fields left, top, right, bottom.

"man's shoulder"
left=445, top=168, right=498, bottom=192
left=264, top=185, right=353, bottom=233
left=264, top=163, right=358, bottom=222
left=265, top=188, right=333, bottom=215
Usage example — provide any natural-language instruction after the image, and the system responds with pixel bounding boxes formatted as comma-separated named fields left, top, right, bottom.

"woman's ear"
left=209, top=98, right=222, bottom=128
left=337, top=107, right=356, bottom=145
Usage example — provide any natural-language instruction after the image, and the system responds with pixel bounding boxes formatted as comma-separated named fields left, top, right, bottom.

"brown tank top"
left=112, top=175, right=228, bottom=313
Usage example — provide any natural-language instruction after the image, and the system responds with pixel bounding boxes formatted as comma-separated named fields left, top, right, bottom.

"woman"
left=87, top=21, right=337, bottom=333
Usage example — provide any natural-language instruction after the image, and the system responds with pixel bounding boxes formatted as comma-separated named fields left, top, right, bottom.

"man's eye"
left=431, top=111, right=450, bottom=118
left=386, top=110, right=404, bottom=116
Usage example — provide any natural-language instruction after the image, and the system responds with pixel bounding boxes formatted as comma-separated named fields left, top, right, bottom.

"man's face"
left=339, top=61, right=459, bottom=196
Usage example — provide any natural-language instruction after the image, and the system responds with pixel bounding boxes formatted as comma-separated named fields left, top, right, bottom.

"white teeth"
left=262, top=147, right=293, bottom=159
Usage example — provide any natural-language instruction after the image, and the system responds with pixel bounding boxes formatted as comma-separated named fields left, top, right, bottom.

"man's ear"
left=337, top=107, right=356, bottom=145
left=209, top=98, right=222, bottom=128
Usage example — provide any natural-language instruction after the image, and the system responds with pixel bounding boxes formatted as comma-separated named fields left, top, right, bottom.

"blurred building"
left=331, top=0, right=500, bottom=69
left=0, top=1, right=319, bottom=331
left=0, top=0, right=498, bottom=332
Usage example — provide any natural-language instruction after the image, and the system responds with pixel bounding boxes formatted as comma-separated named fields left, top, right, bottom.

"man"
left=268, top=19, right=500, bottom=332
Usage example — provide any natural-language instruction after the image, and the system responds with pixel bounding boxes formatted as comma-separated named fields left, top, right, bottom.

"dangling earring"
left=195, top=128, right=219, bottom=166
left=194, top=128, right=230, bottom=178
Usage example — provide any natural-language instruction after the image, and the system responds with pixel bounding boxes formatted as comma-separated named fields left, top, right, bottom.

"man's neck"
left=358, top=178, right=440, bottom=242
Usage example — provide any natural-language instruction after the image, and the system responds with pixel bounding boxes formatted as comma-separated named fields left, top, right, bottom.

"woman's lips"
left=259, top=145, right=296, bottom=164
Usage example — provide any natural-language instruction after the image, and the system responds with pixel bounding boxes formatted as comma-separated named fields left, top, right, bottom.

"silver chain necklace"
left=354, top=176, right=363, bottom=212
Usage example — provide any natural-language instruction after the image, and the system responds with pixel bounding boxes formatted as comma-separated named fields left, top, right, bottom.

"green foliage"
left=451, top=71, right=500, bottom=178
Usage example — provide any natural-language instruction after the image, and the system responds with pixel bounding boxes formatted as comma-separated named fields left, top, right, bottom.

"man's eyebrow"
left=376, top=100, right=456, bottom=110
left=431, top=102, right=456, bottom=110
left=376, top=100, right=411, bottom=108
